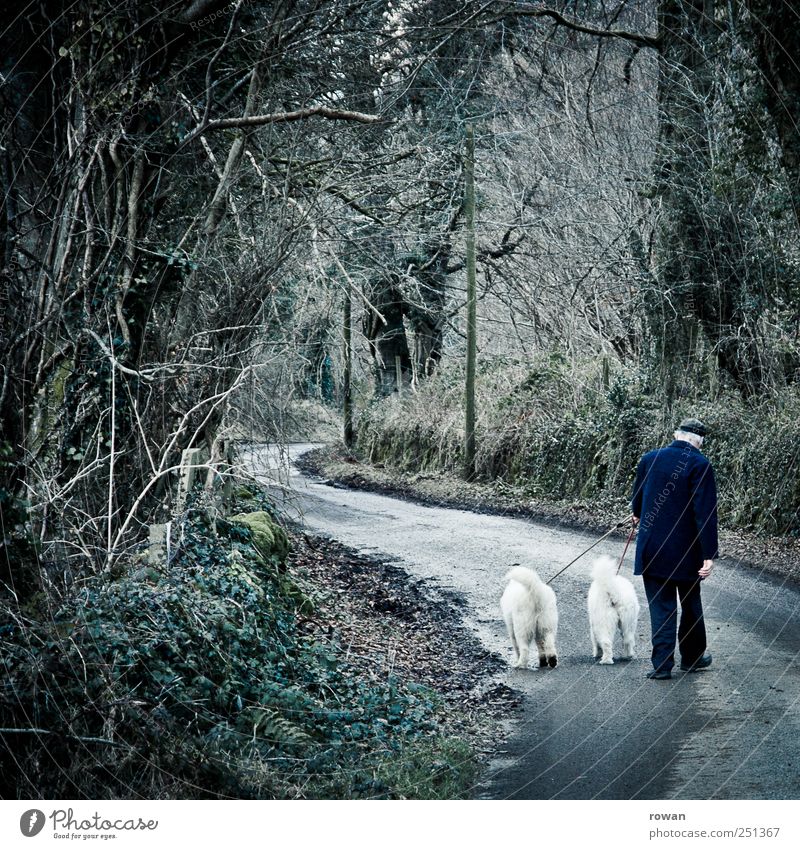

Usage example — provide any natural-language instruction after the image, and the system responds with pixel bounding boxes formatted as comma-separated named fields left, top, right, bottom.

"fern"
left=249, top=708, right=312, bottom=750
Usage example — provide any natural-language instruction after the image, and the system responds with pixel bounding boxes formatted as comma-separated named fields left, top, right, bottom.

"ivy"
left=0, top=497, right=459, bottom=798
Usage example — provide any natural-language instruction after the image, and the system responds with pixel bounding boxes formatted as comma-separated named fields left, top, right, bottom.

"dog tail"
left=505, top=565, right=544, bottom=592
left=591, top=555, right=627, bottom=601
left=591, top=555, right=619, bottom=582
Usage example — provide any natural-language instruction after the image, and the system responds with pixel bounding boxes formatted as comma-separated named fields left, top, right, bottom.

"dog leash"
left=615, top=525, right=637, bottom=575
left=545, top=518, right=632, bottom=585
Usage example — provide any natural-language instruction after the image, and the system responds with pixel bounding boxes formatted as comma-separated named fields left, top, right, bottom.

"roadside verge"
left=296, top=444, right=800, bottom=585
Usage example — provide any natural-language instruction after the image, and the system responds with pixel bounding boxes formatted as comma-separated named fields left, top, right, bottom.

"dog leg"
left=504, top=614, right=522, bottom=667
left=540, top=633, right=558, bottom=668
left=534, top=634, right=547, bottom=668
left=621, top=633, right=635, bottom=660
left=598, top=640, right=614, bottom=664
left=513, top=615, right=532, bottom=668
left=620, top=611, right=637, bottom=659
left=590, top=624, right=601, bottom=659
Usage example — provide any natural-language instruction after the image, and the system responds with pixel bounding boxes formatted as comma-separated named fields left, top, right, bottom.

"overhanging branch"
left=183, top=105, right=385, bottom=144
left=496, top=2, right=661, bottom=50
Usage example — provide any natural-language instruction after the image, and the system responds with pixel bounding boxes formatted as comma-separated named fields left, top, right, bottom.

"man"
left=631, top=417, right=718, bottom=680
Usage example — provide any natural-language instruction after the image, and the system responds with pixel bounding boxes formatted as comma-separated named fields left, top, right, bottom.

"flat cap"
left=677, top=417, right=708, bottom=437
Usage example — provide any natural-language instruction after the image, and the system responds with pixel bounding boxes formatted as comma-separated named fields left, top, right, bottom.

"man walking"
left=631, top=417, right=718, bottom=680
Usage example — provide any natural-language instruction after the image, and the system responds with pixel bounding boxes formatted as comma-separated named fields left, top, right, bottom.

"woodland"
left=1, top=0, right=799, bottom=798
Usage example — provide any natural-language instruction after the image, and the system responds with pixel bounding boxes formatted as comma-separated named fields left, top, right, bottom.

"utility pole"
left=464, top=123, right=477, bottom=480
left=343, top=278, right=354, bottom=448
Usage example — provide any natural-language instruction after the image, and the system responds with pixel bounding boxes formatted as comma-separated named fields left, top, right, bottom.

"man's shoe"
left=680, top=653, right=712, bottom=672
left=646, top=669, right=672, bottom=680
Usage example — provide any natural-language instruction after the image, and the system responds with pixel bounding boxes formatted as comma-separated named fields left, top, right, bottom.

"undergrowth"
left=356, top=355, right=800, bottom=537
left=0, top=486, right=476, bottom=799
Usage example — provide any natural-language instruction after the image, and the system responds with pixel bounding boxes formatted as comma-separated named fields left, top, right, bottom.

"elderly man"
left=631, top=417, right=718, bottom=680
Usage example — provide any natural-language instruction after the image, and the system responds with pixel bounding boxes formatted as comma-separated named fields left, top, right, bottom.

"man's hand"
left=631, top=515, right=639, bottom=526
left=699, top=559, right=714, bottom=580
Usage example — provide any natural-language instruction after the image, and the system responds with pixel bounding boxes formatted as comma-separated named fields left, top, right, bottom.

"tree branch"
left=496, top=2, right=661, bottom=50
left=447, top=230, right=525, bottom=274
left=177, top=0, right=227, bottom=23
left=183, top=106, right=385, bottom=145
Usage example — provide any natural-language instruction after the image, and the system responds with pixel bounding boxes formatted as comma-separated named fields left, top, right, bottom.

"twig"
left=0, top=728, right=127, bottom=748
left=84, top=328, right=153, bottom=382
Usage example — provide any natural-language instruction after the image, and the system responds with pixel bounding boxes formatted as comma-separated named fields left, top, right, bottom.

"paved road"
left=244, top=444, right=800, bottom=800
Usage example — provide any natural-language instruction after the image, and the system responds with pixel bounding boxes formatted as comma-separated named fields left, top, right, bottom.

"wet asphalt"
left=244, top=444, right=800, bottom=800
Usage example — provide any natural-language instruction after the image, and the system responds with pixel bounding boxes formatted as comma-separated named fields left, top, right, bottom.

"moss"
left=50, top=357, right=74, bottom=410
left=27, top=357, right=74, bottom=455
left=229, top=511, right=290, bottom=561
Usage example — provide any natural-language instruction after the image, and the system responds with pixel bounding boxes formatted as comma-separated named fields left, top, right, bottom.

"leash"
left=545, top=518, right=632, bottom=585
left=615, top=524, right=637, bottom=575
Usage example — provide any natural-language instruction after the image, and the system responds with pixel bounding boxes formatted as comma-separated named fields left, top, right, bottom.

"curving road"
left=244, top=443, right=800, bottom=800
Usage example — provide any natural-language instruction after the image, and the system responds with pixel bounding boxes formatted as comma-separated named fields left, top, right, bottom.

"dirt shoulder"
left=286, top=531, right=521, bottom=774
left=296, top=444, right=800, bottom=586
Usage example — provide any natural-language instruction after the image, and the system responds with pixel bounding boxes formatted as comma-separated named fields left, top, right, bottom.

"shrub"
left=355, top=355, right=800, bottom=537
left=0, top=496, right=473, bottom=798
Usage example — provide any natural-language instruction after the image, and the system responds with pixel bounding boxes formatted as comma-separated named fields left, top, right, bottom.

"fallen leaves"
left=286, top=533, right=520, bottom=753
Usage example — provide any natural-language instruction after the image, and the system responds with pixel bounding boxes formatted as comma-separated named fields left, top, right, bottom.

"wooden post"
left=395, top=355, right=403, bottom=397
left=464, top=123, right=477, bottom=481
left=343, top=277, right=354, bottom=447
left=177, top=446, right=209, bottom=509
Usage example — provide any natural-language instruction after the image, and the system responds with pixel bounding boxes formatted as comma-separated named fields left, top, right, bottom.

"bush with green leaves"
left=357, top=355, right=800, bottom=538
left=0, top=441, right=36, bottom=594
left=0, top=496, right=474, bottom=798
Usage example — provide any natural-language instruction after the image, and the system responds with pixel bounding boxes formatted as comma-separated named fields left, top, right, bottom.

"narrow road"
left=244, top=444, right=800, bottom=800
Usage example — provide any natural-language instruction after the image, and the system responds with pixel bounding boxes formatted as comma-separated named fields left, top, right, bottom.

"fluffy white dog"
left=501, top=566, right=559, bottom=669
left=587, top=555, right=640, bottom=664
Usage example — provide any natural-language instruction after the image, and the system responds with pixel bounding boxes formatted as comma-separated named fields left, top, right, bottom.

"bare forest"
left=2, top=0, right=799, bottom=800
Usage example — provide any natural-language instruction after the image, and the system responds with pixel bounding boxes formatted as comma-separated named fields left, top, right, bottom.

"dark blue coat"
left=631, top=440, right=719, bottom=580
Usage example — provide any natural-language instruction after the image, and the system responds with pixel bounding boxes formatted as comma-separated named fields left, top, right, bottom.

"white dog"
left=501, top=566, right=559, bottom=669
left=587, top=555, right=640, bottom=664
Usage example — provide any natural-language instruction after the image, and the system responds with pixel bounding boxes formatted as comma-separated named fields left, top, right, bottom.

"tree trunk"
left=653, top=0, right=762, bottom=398
left=363, top=273, right=413, bottom=396
left=746, top=0, right=800, bottom=217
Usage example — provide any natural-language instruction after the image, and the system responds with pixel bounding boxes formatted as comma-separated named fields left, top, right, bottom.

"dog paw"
left=547, top=656, right=558, bottom=668
left=598, top=658, right=614, bottom=665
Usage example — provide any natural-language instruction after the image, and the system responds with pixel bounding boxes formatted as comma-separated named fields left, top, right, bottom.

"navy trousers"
left=642, top=575, right=707, bottom=672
